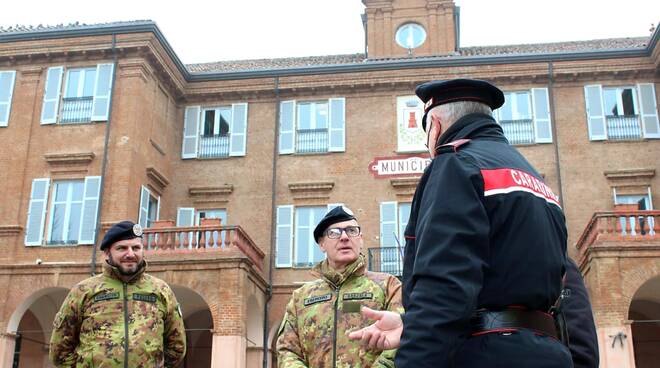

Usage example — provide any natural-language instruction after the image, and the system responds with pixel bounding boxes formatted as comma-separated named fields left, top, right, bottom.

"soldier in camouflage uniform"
left=49, top=220, right=186, bottom=368
left=277, top=206, right=403, bottom=368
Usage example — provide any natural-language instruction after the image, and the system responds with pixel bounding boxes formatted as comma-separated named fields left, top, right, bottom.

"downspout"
left=263, top=76, right=281, bottom=368
left=547, top=61, right=564, bottom=203
left=90, top=33, right=118, bottom=276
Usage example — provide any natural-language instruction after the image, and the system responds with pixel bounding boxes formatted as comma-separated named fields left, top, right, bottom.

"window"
left=279, top=98, right=345, bottom=154
left=40, top=64, right=114, bottom=125
left=396, top=96, right=426, bottom=152
left=276, top=204, right=341, bottom=268
left=24, top=177, right=101, bottom=246
left=181, top=104, right=248, bottom=159
left=584, top=84, right=660, bottom=141
left=378, top=202, right=410, bottom=275
left=614, top=192, right=655, bottom=236
left=138, top=186, right=160, bottom=228
left=0, top=70, right=17, bottom=127
left=493, top=88, right=552, bottom=145
left=395, top=23, right=426, bottom=50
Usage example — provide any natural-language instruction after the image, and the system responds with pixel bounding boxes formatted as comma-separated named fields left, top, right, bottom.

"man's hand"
left=347, top=306, right=403, bottom=350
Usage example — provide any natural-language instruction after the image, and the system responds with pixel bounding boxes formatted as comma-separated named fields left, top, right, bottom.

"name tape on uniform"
left=133, top=293, right=157, bottom=303
left=93, top=292, right=120, bottom=303
left=342, top=292, right=373, bottom=301
left=303, top=294, right=332, bottom=306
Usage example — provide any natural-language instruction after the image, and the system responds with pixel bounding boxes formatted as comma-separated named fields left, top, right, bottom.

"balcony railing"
left=606, top=115, right=642, bottom=140
left=296, top=128, right=328, bottom=153
left=199, top=135, right=230, bottom=158
left=576, top=210, right=660, bottom=262
left=500, top=119, right=534, bottom=145
left=142, top=224, right=264, bottom=271
left=367, top=246, right=404, bottom=277
left=60, top=96, right=93, bottom=124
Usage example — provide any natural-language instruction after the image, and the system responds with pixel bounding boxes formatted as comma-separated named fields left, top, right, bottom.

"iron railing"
left=296, top=128, right=328, bottom=153
left=500, top=119, right=534, bottom=145
left=367, top=246, right=404, bottom=277
left=199, top=135, right=230, bottom=158
left=60, top=96, right=93, bottom=124
left=606, top=115, right=642, bottom=140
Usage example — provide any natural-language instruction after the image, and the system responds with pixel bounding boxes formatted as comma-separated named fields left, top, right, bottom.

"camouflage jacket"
left=49, top=261, right=186, bottom=368
left=277, top=256, right=403, bottom=368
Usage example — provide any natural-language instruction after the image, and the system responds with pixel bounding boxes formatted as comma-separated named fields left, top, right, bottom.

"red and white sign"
left=369, top=154, right=431, bottom=178
left=481, top=168, right=561, bottom=208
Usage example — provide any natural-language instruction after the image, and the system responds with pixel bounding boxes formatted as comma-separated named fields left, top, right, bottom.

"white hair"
left=429, top=101, right=493, bottom=127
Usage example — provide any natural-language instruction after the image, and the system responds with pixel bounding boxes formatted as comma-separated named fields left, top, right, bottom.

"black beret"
left=415, top=78, right=505, bottom=131
left=313, top=206, right=357, bottom=243
left=100, top=220, right=143, bottom=250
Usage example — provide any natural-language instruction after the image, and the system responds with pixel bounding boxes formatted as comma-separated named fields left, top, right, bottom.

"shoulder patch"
left=437, top=138, right=471, bottom=154
left=133, top=293, right=157, bottom=303
left=303, top=293, right=332, bottom=306
left=93, top=292, right=119, bottom=303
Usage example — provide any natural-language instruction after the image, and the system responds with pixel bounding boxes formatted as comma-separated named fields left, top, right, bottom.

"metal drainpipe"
left=263, top=76, right=280, bottom=368
left=89, top=34, right=118, bottom=276
left=547, top=61, right=565, bottom=203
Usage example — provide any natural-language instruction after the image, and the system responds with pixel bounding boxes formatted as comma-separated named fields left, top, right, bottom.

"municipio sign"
left=368, top=154, right=431, bottom=178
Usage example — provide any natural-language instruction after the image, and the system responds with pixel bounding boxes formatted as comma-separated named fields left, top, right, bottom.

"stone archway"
left=6, top=287, right=69, bottom=368
left=628, top=275, right=660, bottom=368
left=171, top=285, right=214, bottom=368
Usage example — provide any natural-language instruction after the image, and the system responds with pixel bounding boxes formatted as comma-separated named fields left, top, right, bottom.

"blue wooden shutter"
left=379, top=202, right=398, bottom=247
left=138, top=186, right=150, bottom=228
left=177, top=207, right=196, bottom=247
left=78, top=176, right=101, bottom=244
left=25, top=178, right=51, bottom=246
left=40, top=66, right=63, bottom=124
left=532, top=88, right=552, bottom=143
left=637, top=83, right=660, bottom=139
left=0, top=70, right=17, bottom=127
left=276, top=205, right=294, bottom=267
left=91, top=63, right=114, bottom=121
left=229, top=103, right=248, bottom=156
left=328, top=98, right=345, bottom=152
left=279, top=101, right=295, bottom=154
left=182, top=106, right=200, bottom=159
left=584, top=85, right=607, bottom=140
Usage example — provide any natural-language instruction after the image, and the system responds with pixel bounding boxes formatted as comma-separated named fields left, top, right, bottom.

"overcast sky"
left=1, top=0, right=657, bottom=64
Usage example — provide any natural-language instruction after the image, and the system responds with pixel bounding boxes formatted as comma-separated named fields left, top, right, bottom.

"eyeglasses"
left=324, top=226, right=361, bottom=239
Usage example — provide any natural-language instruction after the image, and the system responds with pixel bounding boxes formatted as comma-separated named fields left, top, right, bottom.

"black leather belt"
left=470, top=309, right=558, bottom=339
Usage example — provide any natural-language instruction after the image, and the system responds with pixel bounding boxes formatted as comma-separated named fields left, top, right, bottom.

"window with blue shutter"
left=637, top=83, right=660, bottom=139
left=91, top=63, right=115, bottom=121
left=276, top=205, right=294, bottom=267
left=0, top=70, right=17, bottom=127
left=25, top=178, right=51, bottom=246
left=41, top=67, right=63, bottom=125
left=78, top=176, right=101, bottom=244
left=229, top=103, right=248, bottom=156
left=584, top=85, right=607, bottom=140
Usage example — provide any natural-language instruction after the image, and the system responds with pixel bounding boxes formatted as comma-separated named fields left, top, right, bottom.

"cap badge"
left=133, top=224, right=143, bottom=237
left=424, top=97, right=434, bottom=111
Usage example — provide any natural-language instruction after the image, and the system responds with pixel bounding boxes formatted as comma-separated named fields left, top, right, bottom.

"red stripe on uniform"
left=481, top=168, right=561, bottom=208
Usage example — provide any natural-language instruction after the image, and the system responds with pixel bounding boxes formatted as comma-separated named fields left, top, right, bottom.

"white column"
left=0, top=333, right=17, bottom=368
left=597, top=324, right=636, bottom=368
left=210, top=334, right=246, bottom=368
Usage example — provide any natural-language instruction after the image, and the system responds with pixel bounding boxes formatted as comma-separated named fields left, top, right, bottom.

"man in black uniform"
left=349, top=79, right=574, bottom=367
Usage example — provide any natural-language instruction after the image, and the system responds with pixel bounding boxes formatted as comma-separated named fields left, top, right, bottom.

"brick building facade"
left=0, top=0, right=658, bottom=367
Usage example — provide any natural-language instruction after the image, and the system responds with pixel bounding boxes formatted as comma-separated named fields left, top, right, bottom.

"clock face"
left=395, top=23, right=427, bottom=49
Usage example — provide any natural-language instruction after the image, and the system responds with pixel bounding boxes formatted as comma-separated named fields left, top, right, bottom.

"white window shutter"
left=176, top=208, right=195, bottom=227
left=584, top=85, right=607, bottom=140
left=138, top=186, right=150, bottom=228
left=637, top=83, right=660, bottom=139
left=229, top=103, right=248, bottom=156
left=279, top=101, right=296, bottom=154
left=276, top=205, right=294, bottom=267
left=40, top=66, right=64, bottom=124
left=25, top=178, right=50, bottom=246
left=379, top=202, right=398, bottom=247
left=78, top=176, right=101, bottom=244
left=531, top=88, right=553, bottom=143
left=0, top=70, right=17, bottom=127
left=182, top=106, right=200, bottom=159
left=328, top=98, right=346, bottom=152
left=90, top=63, right=114, bottom=121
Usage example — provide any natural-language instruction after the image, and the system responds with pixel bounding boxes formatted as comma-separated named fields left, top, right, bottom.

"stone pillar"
left=0, top=333, right=17, bottom=368
left=210, top=334, right=246, bottom=368
left=597, top=324, right=636, bottom=368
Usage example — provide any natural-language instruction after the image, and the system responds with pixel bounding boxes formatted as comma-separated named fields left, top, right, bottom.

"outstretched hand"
left=347, top=306, right=403, bottom=350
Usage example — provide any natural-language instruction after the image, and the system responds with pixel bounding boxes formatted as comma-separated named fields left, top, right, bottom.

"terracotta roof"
left=187, top=54, right=367, bottom=73
left=458, top=37, right=649, bottom=57
left=0, top=20, right=153, bottom=34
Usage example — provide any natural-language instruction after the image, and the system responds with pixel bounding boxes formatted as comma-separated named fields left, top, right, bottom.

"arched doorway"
left=171, top=285, right=213, bottom=368
left=7, top=287, right=69, bottom=368
left=628, top=275, right=660, bottom=368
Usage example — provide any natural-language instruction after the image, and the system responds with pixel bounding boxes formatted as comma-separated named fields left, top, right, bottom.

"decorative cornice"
left=44, top=152, right=95, bottom=166
left=604, top=168, right=655, bottom=180
left=189, top=185, right=234, bottom=197
left=390, top=177, right=420, bottom=190
left=288, top=181, right=334, bottom=200
left=146, top=167, right=170, bottom=190
left=0, top=225, right=22, bottom=237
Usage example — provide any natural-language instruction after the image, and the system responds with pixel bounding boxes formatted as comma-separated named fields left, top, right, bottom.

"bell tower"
left=362, top=0, right=458, bottom=59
